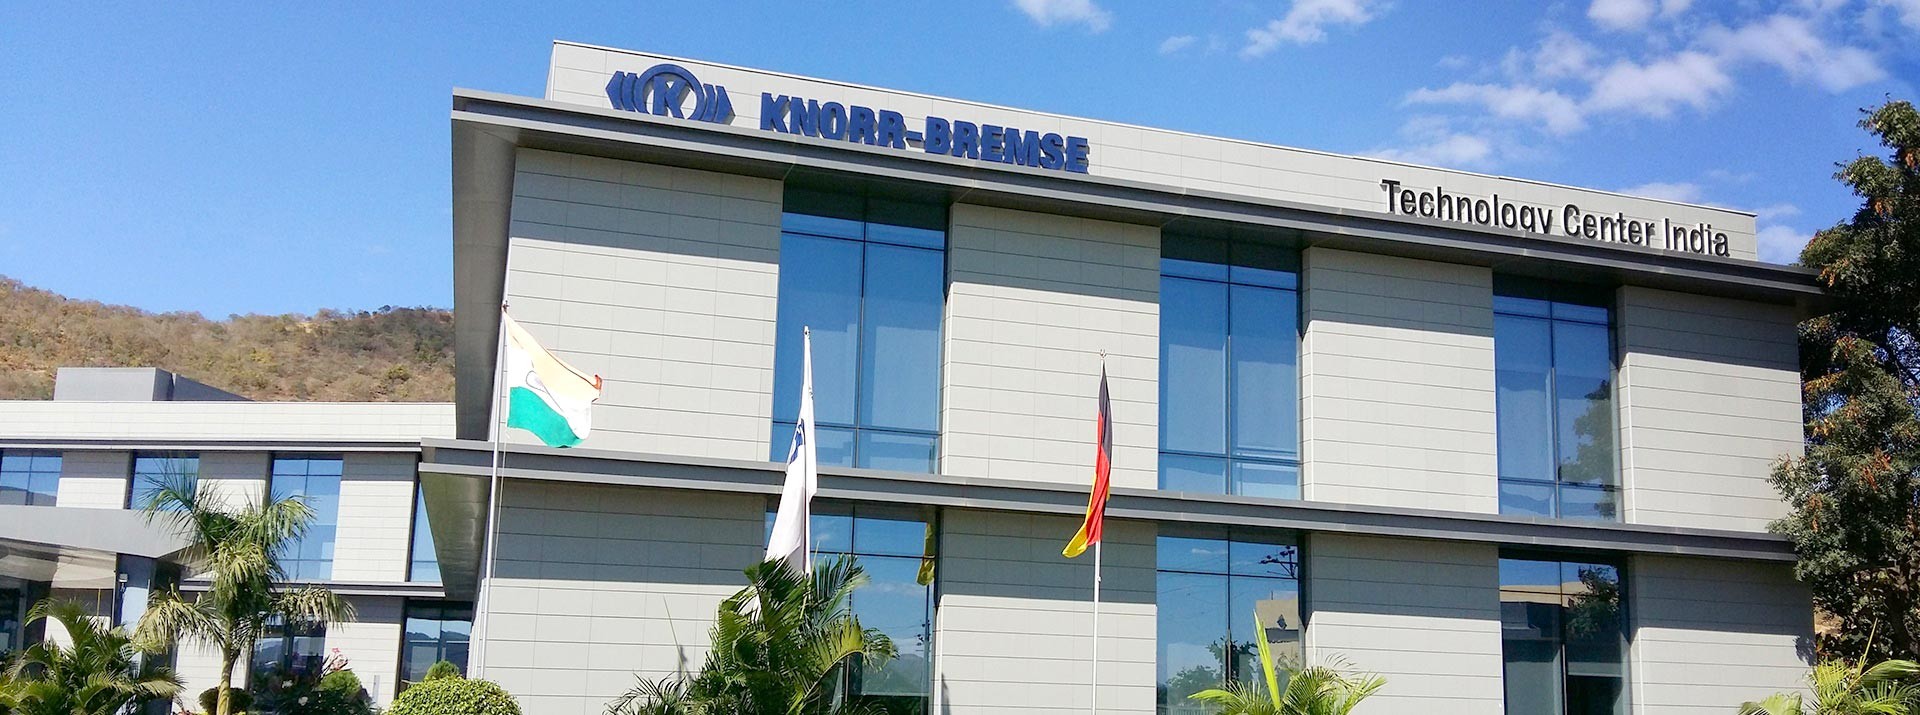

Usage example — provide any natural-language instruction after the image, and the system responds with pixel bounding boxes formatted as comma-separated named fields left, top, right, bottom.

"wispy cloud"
left=1752, top=203, right=1801, bottom=222
left=1704, top=14, right=1885, bottom=91
left=1406, top=83, right=1587, bottom=135
left=1242, top=0, right=1384, bottom=58
left=1158, top=35, right=1198, bottom=55
left=1756, top=224, right=1808, bottom=264
left=1618, top=181, right=1706, bottom=203
left=1010, top=0, right=1113, bottom=32
left=1367, top=118, right=1498, bottom=168
left=1588, top=0, right=1691, bottom=31
left=1882, top=0, right=1920, bottom=30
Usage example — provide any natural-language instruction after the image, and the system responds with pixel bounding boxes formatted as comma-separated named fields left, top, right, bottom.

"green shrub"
left=423, top=660, right=462, bottom=681
left=317, top=668, right=364, bottom=695
left=199, top=686, right=252, bottom=714
left=388, top=677, right=521, bottom=715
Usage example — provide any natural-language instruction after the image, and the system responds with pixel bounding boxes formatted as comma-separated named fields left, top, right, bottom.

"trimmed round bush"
left=388, top=677, right=522, bottom=715
left=423, top=659, right=462, bottom=681
left=198, top=686, right=252, bottom=714
left=318, top=668, right=365, bottom=695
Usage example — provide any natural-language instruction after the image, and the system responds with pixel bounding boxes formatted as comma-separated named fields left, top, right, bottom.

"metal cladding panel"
left=544, top=42, right=1759, bottom=261
left=1629, top=554, right=1813, bottom=712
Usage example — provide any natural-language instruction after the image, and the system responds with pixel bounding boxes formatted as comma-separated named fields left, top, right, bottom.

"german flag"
left=1063, top=365, right=1112, bottom=559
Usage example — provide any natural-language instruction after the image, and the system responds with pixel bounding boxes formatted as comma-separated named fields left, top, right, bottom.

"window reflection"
left=1159, top=236, right=1301, bottom=499
left=400, top=601, right=472, bottom=686
left=1156, top=531, right=1301, bottom=715
left=772, top=188, right=945, bottom=474
left=763, top=503, right=935, bottom=714
left=270, top=455, right=343, bottom=581
left=130, top=452, right=198, bottom=511
left=1499, top=555, right=1627, bottom=715
left=0, top=450, right=61, bottom=507
left=1494, top=279, right=1618, bottom=521
left=409, top=483, right=439, bottom=583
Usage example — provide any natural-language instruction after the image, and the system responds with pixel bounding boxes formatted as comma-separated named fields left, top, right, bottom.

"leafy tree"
left=0, top=599, right=182, bottom=715
left=607, top=556, right=896, bottom=715
left=1772, top=99, right=1920, bottom=661
left=132, top=477, right=354, bottom=715
left=1738, top=656, right=1920, bottom=714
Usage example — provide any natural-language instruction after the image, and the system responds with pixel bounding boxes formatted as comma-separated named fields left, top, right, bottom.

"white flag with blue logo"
left=766, top=327, right=818, bottom=574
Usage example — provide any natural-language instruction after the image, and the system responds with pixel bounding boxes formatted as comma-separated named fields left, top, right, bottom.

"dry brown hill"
left=0, top=275, right=453, bottom=401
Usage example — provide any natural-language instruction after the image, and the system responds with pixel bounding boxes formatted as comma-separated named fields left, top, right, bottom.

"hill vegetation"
left=0, top=275, right=453, bottom=401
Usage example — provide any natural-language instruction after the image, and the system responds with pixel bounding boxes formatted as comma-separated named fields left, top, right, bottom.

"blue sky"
left=1, top=1, right=1914, bottom=317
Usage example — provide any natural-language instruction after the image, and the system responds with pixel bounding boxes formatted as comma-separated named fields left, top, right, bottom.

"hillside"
left=0, top=276, right=454, bottom=402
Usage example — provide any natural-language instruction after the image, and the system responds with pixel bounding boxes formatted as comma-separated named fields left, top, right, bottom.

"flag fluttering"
left=766, top=328, right=820, bottom=574
left=502, top=311, right=602, bottom=448
left=1063, top=365, right=1113, bottom=559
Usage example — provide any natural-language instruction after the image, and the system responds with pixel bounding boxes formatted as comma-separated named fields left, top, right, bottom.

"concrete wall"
left=474, top=480, right=762, bottom=715
left=332, top=453, right=419, bottom=582
left=198, top=452, right=268, bottom=509
left=545, top=42, right=1759, bottom=260
left=1304, top=533, right=1504, bottom=714
left=1629, top=555, right=1812, bottom=713
left=936, top=510, right=1155, bottom=714
left=1617, top=287, right=1803, bottom=532
left=54, top=450, right=129, bottom=509
left=0, top=402, right=451, bottom=443
left=502, top=149, right=780, bottom=459
left=329, top=595, right=406, bottom=706
left=941, top=204, right=1159, bottom=489
left=1300, top=248, right=1499, bottom=513
left=174, top=639, right=244, bottom=709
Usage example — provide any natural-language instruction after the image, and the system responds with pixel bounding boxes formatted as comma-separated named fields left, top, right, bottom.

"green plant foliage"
left=1773, top=99, right=1920, bottom=661
left=387, top=677, right=522, bottom=715
left=1738, top=657, right=1920, bottom=714
left=0, top=599, right=182, bottom=715
left=318, top=668, right=364, bottom=695
left=423, top=660, right=462, bottom=682
left=1187, top=656, right=1385, bottom=715
left=199, top=687, right=253, bottom=714
left=607, top=556, right=896, bottom=715
left=131, top=476, right=354, bottom=715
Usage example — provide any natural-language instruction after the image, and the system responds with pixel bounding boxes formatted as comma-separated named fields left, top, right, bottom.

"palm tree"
left=608, top=556, right=895, bottom=715
left=1188, top=612, right=1384, bottom=715
left=0, top=599, right=182, bottom=715
left=1738, top=657, right=1920, bottom=715
left=132, top=477, right=353, bottom=715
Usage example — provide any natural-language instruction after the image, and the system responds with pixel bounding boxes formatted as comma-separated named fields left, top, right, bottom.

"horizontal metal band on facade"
left=417, top=438, right=1796, bottom=570
left=0, top=439, right=426, bottom=453
left=179, top=579, right=451, bottom=599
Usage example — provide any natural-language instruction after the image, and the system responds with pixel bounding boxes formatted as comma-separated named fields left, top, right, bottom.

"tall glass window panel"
left=0, top=450, right=60, bottom=506
left=250, top=617, right=327, bottom=685
left=1494, top=283, right=1618, bottom=521
left=409, top=483, right=439, bottom=583
left=270, top=455, right=343, bottom=581
left=400, top=601, right=472, bottom=686
left=773, top=190, right=945, bottom=474
left=129, top=452, right=198, bottom=511
left=1156, top=531, right=1301, bottom=715
left=1158, top=237, right=1300, bottom=499
left=1500, top=556, right=1627, bottom=715
left=763, top=503, right=935, bottom=714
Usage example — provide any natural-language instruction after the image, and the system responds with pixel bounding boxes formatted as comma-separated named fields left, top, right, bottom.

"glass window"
left=773, top=188, right=945, bottom=474
left=1159, top=236, right=1300, bottom=499
left=0, top=588, right=21, bottom=657
left=1156, top=530, right=1302, bottom=715
left=1500, top=555, right=1628, bottom=715
left=129, top=452, right=198, bottom=511
left=270, top=455, right=343, bottom=581
left=0, top=450, right=61, bottom=507
left=1494, top=279, right=1618, bottom=520
left=409, top=482, right=439, bottom=583
left=399, top=601, right=472, bottom=686
left=764, top=503, right=935, bottom=714
left=249, top=617, right=327, bottom=687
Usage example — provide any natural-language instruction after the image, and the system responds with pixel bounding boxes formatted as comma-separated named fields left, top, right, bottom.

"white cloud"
left=1584, top=51, right=1732, bottom=117
left=1588, top=0, right=1690, bottom=30
left=1158, top=35, right=1198, bottom=55
left=1242, top=0, right=1382, bottom=57
left=1531, top=30, right=1601, bottom=80
left=1882, top=0, right=1920, bottom=30
left=1010, top=0, right=1113, bottom=32
left=1705, top=14, right=1885, bottom=91
left=1752, top=203, right=1802, bottom=222
left=1367, top=118, right=1498, bottom=168
left=1757, top=224, right=1809, bottom=264
left=1618, top=181, right=1705, bottom=203
left=1405, top=83, right=1588, bottom=135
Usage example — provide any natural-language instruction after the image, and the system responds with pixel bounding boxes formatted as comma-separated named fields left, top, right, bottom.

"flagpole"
left=1092, top=539, right=1102, bottom=714
left=473, top=301, right=510, bottom=678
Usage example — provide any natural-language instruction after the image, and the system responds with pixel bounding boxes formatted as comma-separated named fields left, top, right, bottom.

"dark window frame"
left=1493, top=278, right=1622, bottom=521
left=0, top=449, right=61, bottom=507
left=127, top=450, right=199, bottom=511
left=1154, top=526, right=1305, bottom=715
left=396, top=599, right=472, bottom=689
left=267, top=453, right=344, bottom=582
left=1498, top=550, right=1631, bottom=715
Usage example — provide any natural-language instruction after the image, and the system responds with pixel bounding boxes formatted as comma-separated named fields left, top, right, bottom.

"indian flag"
left=501, top=312, right=602, bottom=448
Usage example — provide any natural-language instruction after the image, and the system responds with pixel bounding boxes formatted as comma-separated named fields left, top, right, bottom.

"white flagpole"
left=1092, top=539, right=1102, bottom=714
left=473, top=303, right=510, bottom=678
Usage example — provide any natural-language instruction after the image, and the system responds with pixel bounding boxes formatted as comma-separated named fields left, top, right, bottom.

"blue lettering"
left=650, top=74, right=684, bottom=118
left=1038, top=132, right=1065, bottom=170
left=951, top=121, right=980, bottom=159
left=760, top=94, right=788, bottom=132
left=877, top=110, right=908, bottom=149
left=981, top=125, right=1006, bottom=163
left=820, top=102, right=847, bottom=140
left=924, top=117, right=951, bottom=155
left=790, top=98, right=818, bottom=137
left=1004, top=129, right=1041, bottom=166
left=1065, top=136, right=1090, bottom=173
left=849, top=106, right=877, bottom=145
